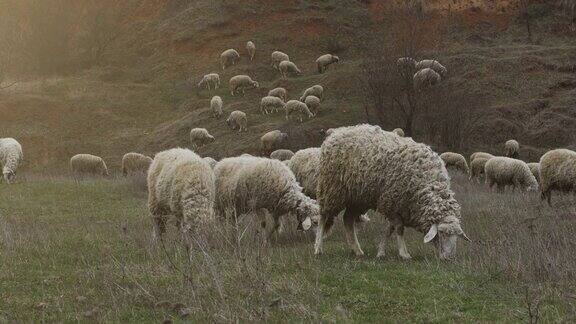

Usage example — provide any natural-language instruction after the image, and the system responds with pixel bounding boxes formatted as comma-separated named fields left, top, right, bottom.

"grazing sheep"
left=220, top=49, right=240, bottom=70
left=413, top=68, right=441, bottom=91
left=190, top=128, right=215, bottom=149
left=271, top=51, right=289, bottom=70
left=270, top=149, right=294, bottom=161
left=260, top=96, right=285, bottom=115
left=392, top=128, right=405, bottom=137
left=261, top=130, right=288, bottom=155
left=211, top=95, right=223, bottom=118
left=246, top=41, right=256, bottom=61
left=229, top=75, right=259, bottom=96
left=278, top=60, right=302, bottom=79
left=197, top=73, right=220, bottom=90
left=527, top=162, right=540, bottom=184
left=0, top=138, right=23, bottom=183
left=268, top=87, right=287, bottom=102
left=539, top=149, right=576, bottom=205
left=300, top=85, right=324, bottom=102
left=285, top=100, right=313, bottom=122
left=440, top=152, right=469, bottom=174
left=416, top=59, right=447, bottom=77
left=505, top=139, right=520, bottom=159
left=315, top=124, right=470, bottom=260
left=316, top=54, right=339, bottom=73
left=70, top=154, right=109, bottom=177
left=226, top=111, right=248, bottom=132
left=203, top=157, right=217, bottom=169
left=304, top=95, right=321, bottom=116
left=470, top=152, right=494, bottom=163
left=122, top=152, right=152, bottom=176
left=484, top=157, right=538, bottom=192
left=147, top=148, right=215, bottom=253
left=469, top=157, right=489, bottom=181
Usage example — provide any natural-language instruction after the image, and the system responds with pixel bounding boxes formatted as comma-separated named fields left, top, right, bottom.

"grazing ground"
left=1, top=172, right=576, bottom=322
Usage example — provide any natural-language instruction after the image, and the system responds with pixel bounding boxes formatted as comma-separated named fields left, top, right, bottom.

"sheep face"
left=424, top=219, right=470, bottom=260
left=294, top=201, right=320, bottom=231
left=332, top=56, right=340, bottom=63
left=252, top=81, right=259, bottom=89
left=3, top=170, right=15, bottom=183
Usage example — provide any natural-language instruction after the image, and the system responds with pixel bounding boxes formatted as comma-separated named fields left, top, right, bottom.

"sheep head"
left=424, top=216, right=470, bottom=260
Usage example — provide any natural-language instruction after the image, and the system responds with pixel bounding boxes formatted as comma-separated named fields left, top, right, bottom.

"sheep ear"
left=460, top=231, right=472, bottom=242
left=424, top=224, right=438, bottom=243
left=302, top=217, right=312, bottom=231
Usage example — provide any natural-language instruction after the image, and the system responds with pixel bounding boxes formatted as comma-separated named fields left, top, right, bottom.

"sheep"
left=122, top=152, right=152, bottom=176
left=304, top=95, right=321, bottom=116
left=147, top=148, right=215, bottom=253
left=539, top=149, right=576, bottom=205
left=484, top=157, right=538, bottom=192
left=268, top=87, right=287, bottom=102
left=469, top=157, right=489, bottom=181
left=226, top=111, right=248, bottom=132
left=270, top=149, right=294, bottom=161
left=190, top=128, right=215, bottom=150
left=214, top=156, right=319, bottom=241
left=392, top=128, right=405, bottom=137
left=470, top=152, right=494, bottom=163
left=271, top=51, right=289, bottom=70
left=203, top=157, right=218, bottom=169
left=285, top=100, right=313, bottom=122
left=229, top=75, right=259, bottom=96
left=278, top=60, right=302, bottom=79
left=260, top=96, right=285, bottom=115
left=413, top=68, right=441, bottom=91
left=261, top=130, right=288, bottom=155
left=220, top=49, right=240, bottom=70
left=316, top=54, right=339, bottom=73
left=440, top=152, right=469, bottom=174
left=415, top=59, right=447, bottom=77
left=300, top=85, right=323, bottom=102
left=70, top=154, right=109, bottom=177
left=505, top=139, right=520, bottom=159
left=210, top=95, right=223, bottom=118
left=314, top=124, right=470, bottom=260
left=246, top=41, right=256, bottom=61
left=527, top=162, right=540, bottom=184
left=197, top=73, right=220, bottom=91
left=0, top=138, right=23, bottom=183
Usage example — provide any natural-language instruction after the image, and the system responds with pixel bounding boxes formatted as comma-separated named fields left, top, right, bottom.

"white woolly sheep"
left=190, top=128, right=215, bottom=149
left=0, top=138, right=23, bottom=183
left=300, top=85, right=324, bottom=102
left=229, top=75, right=259, bottom=96
left=261, top=130, right=288, bottom=155
left=271, top=51, right=289, bottom=70
left=484, top=157, right=538, bottom=192
left=505, top=139, right=520, bottom=159
left=270, top=149, right=294, bottom=161
left=392, top=128, right=405, bottom=137
left=197, top=73, right=220, bottom=91
left=268, top=87, right=287, bottom=102
left=203, top=156, right=217, bottom=169
left=226, top=110, right=248, bottom=132
left=470, top=152, right=494, bottom=163
left=539, top=149, right=576, bottom=205
left=70, top=154, right=109, bottom=177
left=148, top=148, right=215, bottom=253
left=440, top=152, right=469, bottom=174
left=527, top=162, right=540, bottom=184
left=122, top=152, right=152, bottom=176
left=304, top=95, right=321, bottom=116
left=278, top=60, right=302, bottom=79
left=260, top=96, right=285, bottom=115
left=246, top=41, right=256, bottom=61
left=413, top=68, right=441, bottom=91
left=285, top=100, right=313, bottom=122
left=315, top=124, right=470, bottom=260
left=416, top=59, right=447, bottom=77
left=220, top=49, right=240, bottom=70
left=210, top=95, right=223, bottom=118
left=469, top=157, right=489, bottom=181
left=316, top=54, right=339, bottom=74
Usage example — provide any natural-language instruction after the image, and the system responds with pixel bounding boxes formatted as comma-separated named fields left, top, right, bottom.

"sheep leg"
left=314, top=214, right=333, bottom=255
left=151, top=215, right=167, bottom=243
left=377, top=221, right=395, bottom=258
left=343, top=208, right=364, bottom=256
left=266, top=214, right=281, bottom=241
left=396, top=226, right=412, bottom=260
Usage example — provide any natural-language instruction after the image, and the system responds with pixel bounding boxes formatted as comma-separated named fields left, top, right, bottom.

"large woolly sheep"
left=416, top=59, right=447, bottom=78
left=226, top=110, right=248, bottom=132
left=285, top=100, right=313, bottom=122
left=539, top=149, right=576, bottom=205
left=246, top=41, right=256, bottom=61
left=505, top=139, right=520, bottom=159
left=190, top=128, right=215, bottom=149
left=220, top=49, right=240, bottom=70
left=211, top=95, right=223, bottom=118
left=484, top=157, right=538, bottom=192
left=300, top=85, right=324, bottom=102
left=279, top=60, right=302, bottom=79
left=413, top=68, right=441, bottom=91
left=304, top=95, right=321, bottom=116
left=197, top=73, right=220, bottom=91
left=260, top=96, right=285, bottom=115
left=271, top=51, right=289, bottom=69
left=270, top=149, right=294, bottom=161
left=0, top=138, right=23, bottom=183
left=70, top=154, right=109, bottom=177
left=261, top=130, right=288, bottom=155
left=527, top=162, right=540, bottom=184
left=268, top=87, right=287, bottom=102
left=470, top=152, right=494, bottom=163
left=440, top=152, right=469, bottom=174
left=315, top=124, right=470, bottom=260
left=392, top=128, right=405, bottom=137
left=469, top=157, right=489, bottom=181
left=148, top=148, right=215, bottom=253
left=122, top=152, right=152, bottom=176
left=316, top=54, right=339, bottom=73
left=229, top=75, right=259, bottom=96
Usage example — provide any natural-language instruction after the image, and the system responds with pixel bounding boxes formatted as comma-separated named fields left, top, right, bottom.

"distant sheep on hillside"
left=270, top=149, right=294, bottom=161
left=279, top=60, right=302, bottom=79
left=197, top=73, right=220, bottom=91
left=246, top=41, right=256, bottom=61
left=540, top=149, right=576, bottom=205
left=416, top=59, right=447, bottom=77
left=261, top=130, right=288, bottom=155
left=122, top=152, right=152, bottom=176
left=316, top=54, right=339, bottom=73
left=211, top=95, right=223, bottom=118
left=484, top=157, right=538, bottom=191
left=0, top=138, right=23, bottom=183
left=221, top=49, right=240, bottom=70
left=271, top=51, right=289, bottom=69
left=268, top=87, right=287, bottom=102
left=229, top=75, right=259, bottom=96
left=304, top=95, right=321, bottom=116
left=300, top=85, right=323, bottom=101
left=505, top=139, right=520, bottom=159
left=260, top=96, right=285, bottom=115
left=414, top=68, right=441, bottom=91
left=226, top=111, right=247, bottom=132
left=440, top=152, right=469, bottom=174
left=190, top=128, right=215, bottom=149
left=70, top=154, right=108, bottom=177
left=285, top=100, right=313, bottom=122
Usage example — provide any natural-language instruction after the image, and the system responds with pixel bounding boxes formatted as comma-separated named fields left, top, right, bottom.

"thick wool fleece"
left=122, top=152, right=152, bottom=176
left=484, top=156, right=538, bottom=190
left=440, top=152, right=469, bottom=174
left=540, top=149, right=576, bottom=201
left=70, top=154, right=108, bottom=176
